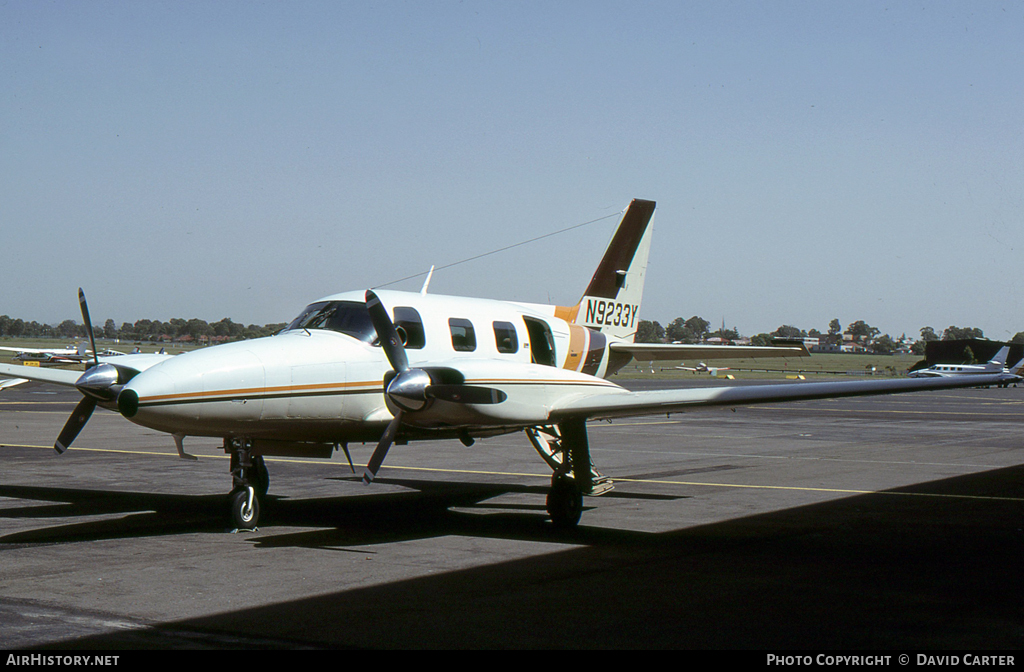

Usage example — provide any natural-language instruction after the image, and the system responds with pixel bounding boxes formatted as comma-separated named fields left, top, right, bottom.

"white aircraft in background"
left=0, top=343, right=90, bottom=365
left=908, top=346, right=1023, bottom=381
left=1, top=199, right=1017, bottom=530
left=0, top=343, right=130, bottom=365
left=677, top=362, right=731, bottom=376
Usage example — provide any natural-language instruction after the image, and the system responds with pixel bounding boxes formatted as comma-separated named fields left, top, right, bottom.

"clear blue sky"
left=3, top=1, right=1022, bottom=340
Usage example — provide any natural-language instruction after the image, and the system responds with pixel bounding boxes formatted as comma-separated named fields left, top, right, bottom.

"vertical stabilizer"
left=988, top=346, right=1010, bottom=369
left=569, top=199, right=656, bottom=341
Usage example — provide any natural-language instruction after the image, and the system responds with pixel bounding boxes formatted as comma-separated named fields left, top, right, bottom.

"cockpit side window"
left=394, top=307, right=426, bottom=349
left=286, top=301, right=377, bottom=343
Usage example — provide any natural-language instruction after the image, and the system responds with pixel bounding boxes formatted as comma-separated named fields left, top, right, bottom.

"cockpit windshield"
left=284, top=301, right=377, bottom=343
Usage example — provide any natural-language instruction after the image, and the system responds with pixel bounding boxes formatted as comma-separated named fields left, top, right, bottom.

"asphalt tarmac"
left=1, top=378, right=1022, bottom=649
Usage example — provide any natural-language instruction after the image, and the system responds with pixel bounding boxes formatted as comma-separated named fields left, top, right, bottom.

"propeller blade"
left=362, top=410, right=402, bottom=485
left=365, top=290, right=408, bottom=373
left=55, top=396, right=97, bottom=454
left=426, top=385, right=507, bottom=405
left=78, top=288, right=99, bottom=368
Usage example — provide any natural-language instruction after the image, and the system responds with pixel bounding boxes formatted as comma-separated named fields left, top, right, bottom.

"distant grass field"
left=612, top=352, right=925, bottom=380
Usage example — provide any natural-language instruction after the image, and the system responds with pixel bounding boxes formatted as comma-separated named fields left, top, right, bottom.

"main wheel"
left=546, top=477, right=583, bottom=528
left=229, top=487, right=260, bottom=529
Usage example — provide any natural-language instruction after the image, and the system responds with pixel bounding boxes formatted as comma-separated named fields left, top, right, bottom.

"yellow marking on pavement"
left=6, top=441, right=1021, bottom=503
left=610, top=476, right=1024, bottom=502
left=0, top=401, right=80, bottom=405
left=746, top=406, right=1021, bottom=418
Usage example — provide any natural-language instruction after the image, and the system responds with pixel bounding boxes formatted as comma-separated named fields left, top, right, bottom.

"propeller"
left=53, top=289, right=124, bottom=454
left=55, top=396, right=96, bottom=454
left=78, top=288, right=99, bottom=369
left=361, top=290, right=507, bottom=484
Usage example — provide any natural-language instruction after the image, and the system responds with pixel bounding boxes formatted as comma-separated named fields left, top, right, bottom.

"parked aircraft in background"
left=0, top=344, right=130, bottom=365
left=1, top=199, right=1017, bottom=530
left=677, top=362, right=731, bottom=376
left=0, top=343, right=89, bottom=365
left=908, top=346, right=1023, bottom=382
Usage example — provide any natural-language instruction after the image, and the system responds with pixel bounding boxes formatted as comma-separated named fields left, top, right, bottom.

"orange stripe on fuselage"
left=138, top=376, right=618, bottom=406
left=139, top=380, right=383, bottom=404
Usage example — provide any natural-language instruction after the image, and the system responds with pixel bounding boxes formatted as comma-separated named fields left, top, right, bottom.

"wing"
left=0, top=363, right=82, bottom=386
left=0, top=378, right=28, bottom=390
left=0, top=346, right=70, bottom=355
left=0, top=353, right=173, bottom=388
left=549, top=373, right=1014, bottom=422
left=610, top=342, right=809, bottom=361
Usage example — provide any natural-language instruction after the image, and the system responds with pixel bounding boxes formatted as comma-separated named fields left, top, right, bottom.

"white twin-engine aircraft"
left=908, top=345, right=1024, bottom=380
left=1, top=199, right=1017, bottom=529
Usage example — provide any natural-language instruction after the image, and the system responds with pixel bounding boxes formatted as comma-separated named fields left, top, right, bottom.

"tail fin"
left=988, top=346, right=1010, bottom=367
left=561, top=199, right=656, bottom=341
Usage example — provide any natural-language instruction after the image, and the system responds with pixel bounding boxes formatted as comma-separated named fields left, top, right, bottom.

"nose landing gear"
left=226, top=438, right=268, bottom=530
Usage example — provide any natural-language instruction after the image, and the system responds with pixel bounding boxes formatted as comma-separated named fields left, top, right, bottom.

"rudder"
left=572, top=199, right=656, bottom=341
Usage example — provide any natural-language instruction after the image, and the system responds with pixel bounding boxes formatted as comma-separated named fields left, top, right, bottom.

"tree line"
left=0, top=315, right=287, bottom=343
left=636, top=317, right=1024, bottom=355
left=3, top=311, right=1021, bottom=353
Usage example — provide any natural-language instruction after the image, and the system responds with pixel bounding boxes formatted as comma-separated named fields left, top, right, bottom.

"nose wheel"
left=229, top=486, right=260, bottom=529
left=226, top=438, right=266, bottom=530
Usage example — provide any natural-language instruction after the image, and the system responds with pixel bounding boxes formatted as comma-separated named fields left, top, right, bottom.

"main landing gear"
left=547, top=475, right=583, bottom=528
left=226, top=438, right=268, bottom=530
left=529, top=419, right=610, bottom=529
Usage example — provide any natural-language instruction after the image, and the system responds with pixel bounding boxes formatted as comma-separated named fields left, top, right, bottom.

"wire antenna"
left=374, top=209, right=624, bottom=289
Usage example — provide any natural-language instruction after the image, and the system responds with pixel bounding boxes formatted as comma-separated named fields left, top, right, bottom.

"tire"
left=229, top=487, right=260, bottom=529
left=546, top=478, right=582, bottom=528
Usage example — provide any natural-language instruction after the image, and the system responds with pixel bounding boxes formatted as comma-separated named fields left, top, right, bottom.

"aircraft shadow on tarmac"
left=0, top=478, right=684, bottom=548
left=29, top=464, right=1024, bottom=650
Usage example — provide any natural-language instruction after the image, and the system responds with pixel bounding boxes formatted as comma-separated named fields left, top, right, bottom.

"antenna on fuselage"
left=420, top=266, right=435, bottom=295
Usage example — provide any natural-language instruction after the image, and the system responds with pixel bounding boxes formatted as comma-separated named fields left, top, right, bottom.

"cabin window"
left=394, top=307, right=426, bottom=349
left=493, top=321, right=518, bottom=354
left=449, top=318, right=477, bottom=352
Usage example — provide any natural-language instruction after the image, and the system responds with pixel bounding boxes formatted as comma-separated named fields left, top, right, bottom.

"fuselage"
left=907, top=363, right=1007, bottom=378
left=118, top=290, right=629, bottom=443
